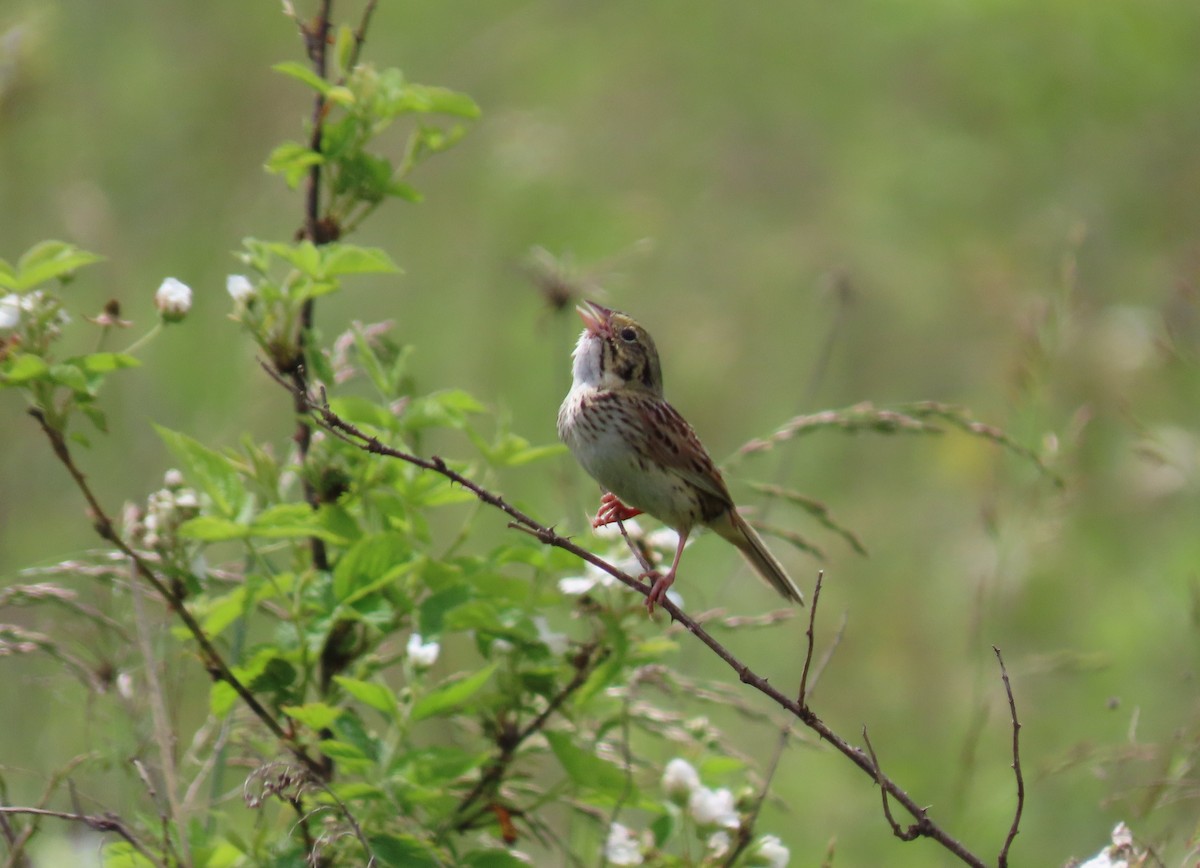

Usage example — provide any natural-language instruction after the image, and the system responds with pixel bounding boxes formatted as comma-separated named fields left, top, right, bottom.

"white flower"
left=406, top=633, right=440, bottom=668
left=163, top=468, right=185, bottom=488
left=155, top=277, right=192, bottom=322
left=558, top=562, right=620, bottom=595
left=707, top=830, right=731, bottom=857
left=756, top=834, right=790, bottom=868
left=1078, top=822, right=1136, bottom=868
left=688, top=786, right=738, bottom=828
left=603, top=822, right=643, bottom=866
left=0, top=294, right=20, bottom=331
left=661, top=758, right=700, bottom=801
left=226, top=274, right=255, bottom=303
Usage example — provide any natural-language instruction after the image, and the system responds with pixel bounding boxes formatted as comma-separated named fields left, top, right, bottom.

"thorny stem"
left=450, top=643, right=602, bottom=833
left=276, top=373, right=1008, bottom=868
left=27, top=408, right=327, bottom=782
left=994, top=646, right=1024, bottom=867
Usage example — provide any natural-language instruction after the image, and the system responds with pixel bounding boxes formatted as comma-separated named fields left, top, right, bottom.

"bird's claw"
left=592, top=492, right=643, bottom=528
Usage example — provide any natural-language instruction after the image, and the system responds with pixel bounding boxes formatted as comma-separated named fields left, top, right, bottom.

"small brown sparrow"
left=557, top=300, right=805, bottom=613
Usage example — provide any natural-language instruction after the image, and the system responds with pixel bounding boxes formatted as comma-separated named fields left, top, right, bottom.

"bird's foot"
left=592, top=492, right=643, bottom=528
left=641, top=569, right=676, bottom=615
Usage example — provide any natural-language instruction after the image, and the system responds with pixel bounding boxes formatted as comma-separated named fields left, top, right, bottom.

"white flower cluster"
left=601, top=758, right=790, bottom=865
left=0, top=290, right=69, bottom=337
left=140, top=468, right=200, bottom=549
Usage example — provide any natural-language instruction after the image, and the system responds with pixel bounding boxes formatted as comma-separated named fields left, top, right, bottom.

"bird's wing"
left=634, top=396, right=735, bottom=511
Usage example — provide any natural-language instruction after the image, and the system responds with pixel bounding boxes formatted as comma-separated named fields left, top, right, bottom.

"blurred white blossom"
left=0, top=294, right=19, bottom=330
left=603, top=822, right=643, bottom=866
left=688, top=786, right=738, bottom=828
left=406, top=633, right=440, bottom=668
left=1078, top=822, right=1137, bottom=868
left=226, top=274, right=255, bottom=303
left=661, top=757, right=700, bottom=800
left=756, top=834, right=790, bottom=867
left=155, top=277, right=192, bottom=322
left=707, top=830, right=731, bottom=858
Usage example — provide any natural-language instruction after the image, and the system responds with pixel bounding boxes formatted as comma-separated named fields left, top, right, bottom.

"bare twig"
left=0, top=806, right=161, bottom=867
left=276, top=375, right=991, bottom=867
left=862, top=727, right=923, bottom=842
left=723, top=725, right=791, bottom=867
left=797, top=570, right=825, bottom=707
left=994, top=646, right=1024, bottom=867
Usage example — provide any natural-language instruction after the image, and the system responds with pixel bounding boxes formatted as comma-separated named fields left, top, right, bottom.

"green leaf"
left=177, top=516, right=248, bottom=541
left=100, top=840, right=157, bottom=867
left=410, top=663, right=498, bottom=722
left=272, top=61, right=332, bottom=94
left=155, top=426, right=248, bottom=518
left=282, top=702, right=343, bottom=731
left=15, top=240, right=104, bottom=290
left=334, top=676, right=398, bottom=717
left=333, top=532, right=413, bottom=601
left=265, top=141, right=324, bottom=189
left=368, top=834, right=440, bottom=868
left=317, top=738, right=371, bottom=766
left=48, top=363, right=89, bottom=394
left=77, top=352, right=140, bottom=373
left=1, top=353, right=50, bottom=384
left=0, top=257, right=15, bottom=290
left=544, top=730, right=629, bottom=796
left=320, top=243, right=401, bottom=277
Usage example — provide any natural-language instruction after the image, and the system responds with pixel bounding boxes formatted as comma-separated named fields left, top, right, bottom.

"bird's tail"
left=713, top=509, right=805, bottom=605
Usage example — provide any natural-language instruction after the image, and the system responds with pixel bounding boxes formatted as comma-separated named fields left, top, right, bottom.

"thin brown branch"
left=27, top=408, right=326, bottom=781
left=994, top=646, right=1024, bottom=867
left=862, top=727, right=924, bottom=842
left=797, top=570, right=825, bottom=708
left=451, top=643, right=603, bottom=833
left=723, top=725, right=791, bottom=867
left=276, top=373, right=990, bottom=867
left=0, top=806, right=161, bottom=867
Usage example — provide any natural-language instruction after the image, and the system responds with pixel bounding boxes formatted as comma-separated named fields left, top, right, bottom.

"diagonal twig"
left=273, top=370, right=992, bottom=868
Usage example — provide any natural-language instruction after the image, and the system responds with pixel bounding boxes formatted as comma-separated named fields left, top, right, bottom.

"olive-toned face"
left=573, top=300, right=664, bottom=395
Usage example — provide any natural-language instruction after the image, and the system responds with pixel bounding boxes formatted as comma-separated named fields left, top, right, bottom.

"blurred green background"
left=3, top=1, right=1199, bottom=864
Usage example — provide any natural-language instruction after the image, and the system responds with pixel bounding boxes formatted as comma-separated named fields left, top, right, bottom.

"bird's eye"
left=619, top=327, right=637, bottom=342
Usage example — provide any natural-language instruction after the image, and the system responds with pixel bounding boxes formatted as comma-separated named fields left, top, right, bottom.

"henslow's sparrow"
left=558, top=300, right=805, bottom=613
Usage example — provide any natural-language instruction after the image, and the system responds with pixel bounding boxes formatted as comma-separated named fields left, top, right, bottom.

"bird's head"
left=570, top=300, right=663, bottom=396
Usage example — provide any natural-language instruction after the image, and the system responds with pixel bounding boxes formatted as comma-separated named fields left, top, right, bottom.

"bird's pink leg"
left=644, top=530, right=689, bottom=615
left=592, top=491, right=643, bottom=528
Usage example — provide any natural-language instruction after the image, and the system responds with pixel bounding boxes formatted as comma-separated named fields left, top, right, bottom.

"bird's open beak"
left=577, top=300, right=614, bottom=337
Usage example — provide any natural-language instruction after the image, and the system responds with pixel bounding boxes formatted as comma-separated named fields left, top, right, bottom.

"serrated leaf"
left=1, top=353, right=50, bottom=384
left=333, top=532, right=413, bottom=601
left=334, top=676, right=398, bottom=717
left=544, top=730, right=628, bottom=796
left=410, top=663, right=497, bottom=722
left=282, top=702, right=343, bottom=731
left=15, top=240, right=104, bottom=290
left=272, top=61, right=332, bottom=94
